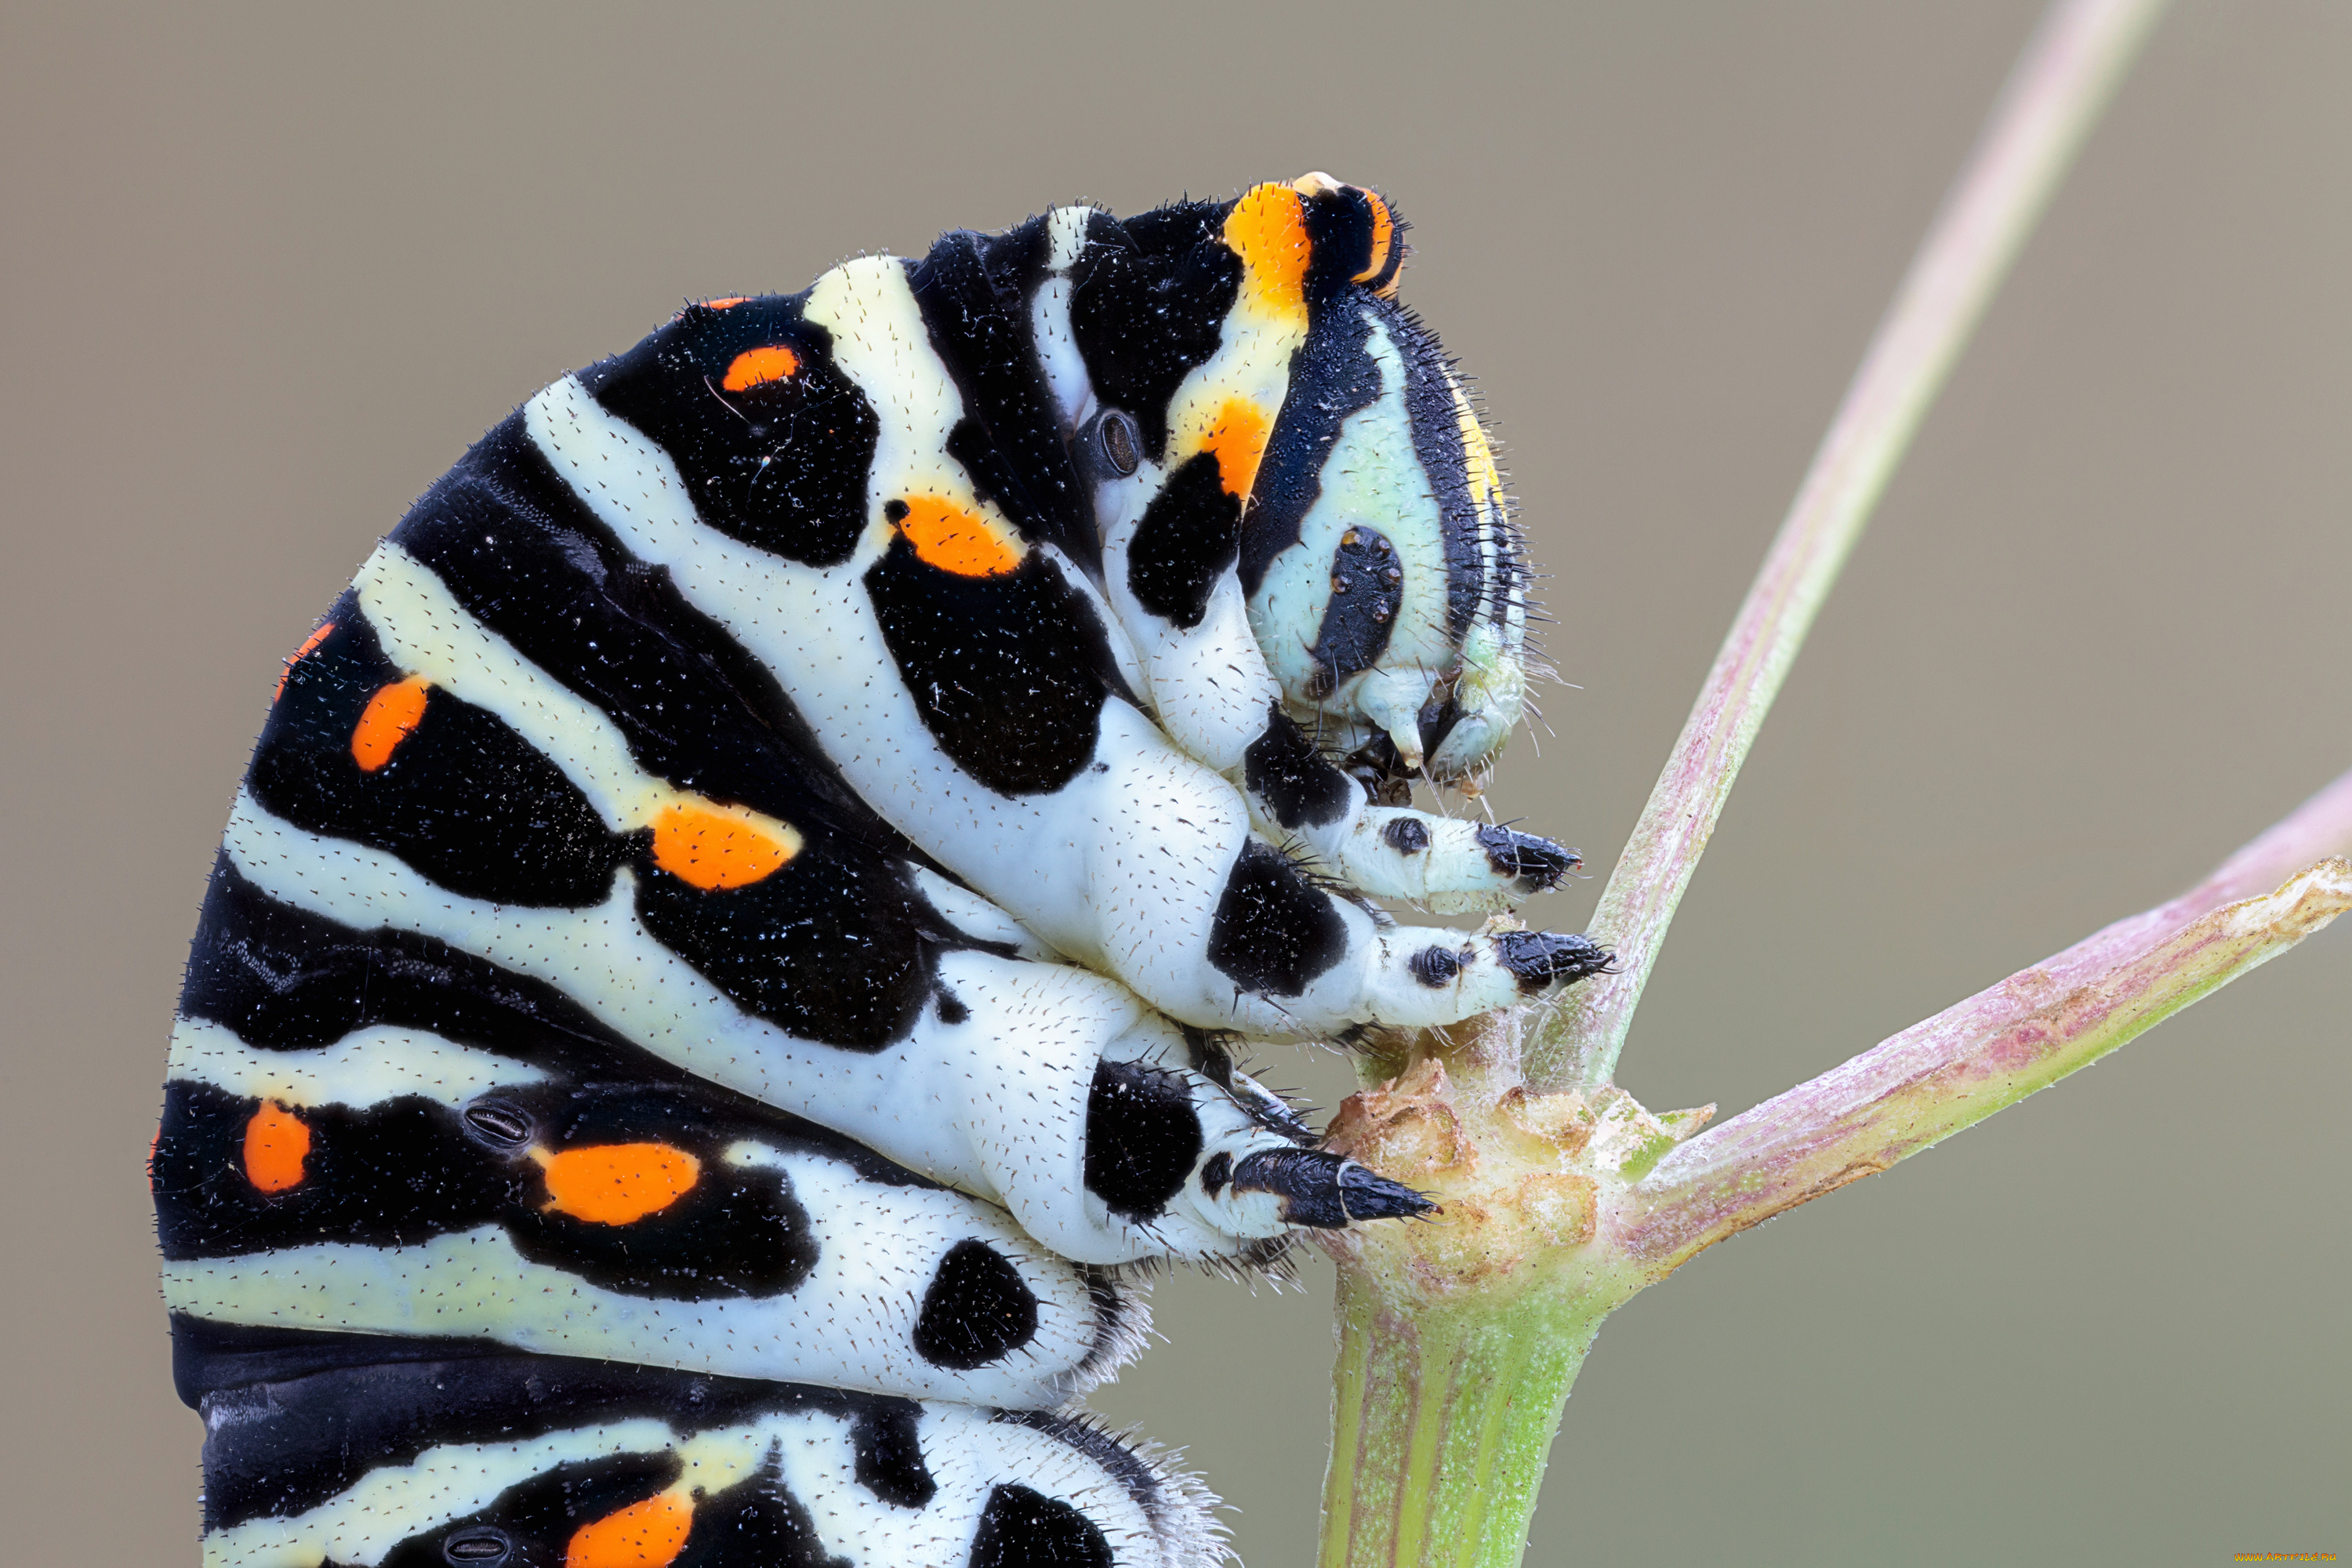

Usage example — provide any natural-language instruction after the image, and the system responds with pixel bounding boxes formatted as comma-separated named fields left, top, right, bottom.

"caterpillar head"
left=1049, top=174, right=1534, bottom=789
left=1236, top=176, right=1532, bottom=793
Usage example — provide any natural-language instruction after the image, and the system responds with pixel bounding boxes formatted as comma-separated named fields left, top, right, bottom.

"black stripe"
left=198, top=1355, right=922, bottom=1533
left=1243, top=706, right=1357, bottom=831
left=174, top=860, right=943, bottom=1187
left=1240, top=296, right=1384, bottom=597
left=395, top=413, right=897, bottom=853
left=1069, top=201, right=1241, bottom=465
left=253, top=606, right=626, bottom=909
left=156, top=1077, right=822, bottom=1301
left=1390, top=299, right=1490, bottom=641
left=911, top=227, right=1102, bottom=577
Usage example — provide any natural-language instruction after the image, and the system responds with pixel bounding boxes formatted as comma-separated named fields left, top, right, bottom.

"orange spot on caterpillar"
left=649, top=800, right=800, bottom=890
left=1200, top=398, right=1272, bottom=499
left=535, top=1143, right=701, bottom=1225
left=242, top=1102, right=310, bottom=1193
left=350, top=677, right=429, bottom=771
left=564, top=1490, right=693, bottom=1567
left=274, top=621, right=336, bottom=702
left=701, top=296, right=751, bottom=310
left=1224, top=183, right=1310, bottom=324
left=720, top=344, right=800, bottom=391
left=890, top=495, right=1022, bottom=577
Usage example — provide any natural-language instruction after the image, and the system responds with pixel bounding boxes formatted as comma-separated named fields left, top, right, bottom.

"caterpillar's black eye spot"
left=442, top=1526, right=514, bottom=1564
left=1099, top=411, right=1141, bottom=476
left=461, top=1099, right=533, bottom=1149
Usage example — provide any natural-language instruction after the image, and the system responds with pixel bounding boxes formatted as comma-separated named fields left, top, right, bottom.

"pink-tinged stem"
left=1526, top=0, right=2167, bottom=1094
left=1614, top=786, right=2352, bottom=1273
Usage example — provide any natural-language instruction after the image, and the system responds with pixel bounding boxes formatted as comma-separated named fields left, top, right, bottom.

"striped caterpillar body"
left=158, top=174, right=1604, bottom=1566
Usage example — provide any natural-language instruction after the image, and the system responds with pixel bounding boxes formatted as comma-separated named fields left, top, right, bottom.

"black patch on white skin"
left=1305, top=524, right=1404, bottom=699
left=1083, top=1058, right=1207, bottom=1223
left=851, top=1402, right=938, bottom=1508
left=968, top=1484, right=1114, bottom=1568
left=1496, top=930, right=1615, bottom=994
left=911, top=231, right=1103, bottom=579
left=252, top=612, right=625, bottom=909
left=634, top=837, right=940, bottom=1051
left=581, top=296, right=880, bottom=569
left=913, top=1240, right=1040, bottom=1370
left=1381, top=816, right=1431, bottom=855
left=1205, top=840, right=1351, bottom=996
left=1126, top=450, right=1241, bottom=628
left=193, top=1352, right=924, bottom=1531
left=155, top=1077, right=822, bottom=1301
left=1409, top=945, right=1463, bottom=986
left=1473, top=822, right=1581, bottom=893
left=1242, top=296, right=1382, bottom=597
left=863, top=531, right=1120, bottom=796
left=1068, top=202, right=1243, bottom=464
left=1243, top=705, right=1356, bottom=830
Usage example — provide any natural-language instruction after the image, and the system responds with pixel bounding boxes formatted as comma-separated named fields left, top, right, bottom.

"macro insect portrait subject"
left=153, top=174, right=1605, bottom=1566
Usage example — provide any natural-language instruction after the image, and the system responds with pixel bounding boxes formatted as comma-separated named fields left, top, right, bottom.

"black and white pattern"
left=158, top=174, right=1607, bottom=1566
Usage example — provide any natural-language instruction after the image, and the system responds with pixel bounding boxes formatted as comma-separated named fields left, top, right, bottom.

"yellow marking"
left=1224, top=182, right=1311, bottom=328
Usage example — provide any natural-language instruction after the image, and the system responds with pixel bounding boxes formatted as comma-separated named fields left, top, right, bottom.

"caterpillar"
left=157, top=173, right=1606, bottom=1566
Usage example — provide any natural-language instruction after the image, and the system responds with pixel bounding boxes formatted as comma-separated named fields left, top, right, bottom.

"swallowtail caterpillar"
left=157, top=173, right=1603, bottom=1566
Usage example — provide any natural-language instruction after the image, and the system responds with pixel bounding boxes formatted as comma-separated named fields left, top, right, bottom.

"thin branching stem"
left=1526, top=0, right=2168, bottom=1094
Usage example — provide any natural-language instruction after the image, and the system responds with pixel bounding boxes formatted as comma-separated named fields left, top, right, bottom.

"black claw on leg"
left=1229, top=1148, right=1437, bottom=1229
left=1496, top=931, right=1616, bottom=994
left=1473, top=823, right=1582, bottom=893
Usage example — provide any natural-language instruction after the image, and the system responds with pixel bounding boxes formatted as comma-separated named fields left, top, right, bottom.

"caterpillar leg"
left=191, top=1355, right=1215, bottom=1568
left=1239, top=706, right=1578, bottom=912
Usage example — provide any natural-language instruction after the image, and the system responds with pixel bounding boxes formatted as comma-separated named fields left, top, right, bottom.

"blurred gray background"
left=2, top=2, right=2343, bottom=1563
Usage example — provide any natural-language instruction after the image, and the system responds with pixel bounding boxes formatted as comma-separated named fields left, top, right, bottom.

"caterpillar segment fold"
left=191, top=1356, right=1214, bottom=1568
left=156, top=1018, right=1140, bottom=1407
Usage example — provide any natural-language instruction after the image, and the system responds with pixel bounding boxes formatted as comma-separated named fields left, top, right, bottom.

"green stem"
left=1320, top=1275, right=1613, bottom=1568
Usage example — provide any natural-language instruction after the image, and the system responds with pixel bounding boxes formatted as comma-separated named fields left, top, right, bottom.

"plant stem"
left=1319, top=1277, right=1613, bottom=1568
left=1616, top=855, right=2351, bottom=1274
left=1526, top=0, right=2167, bottom=1094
